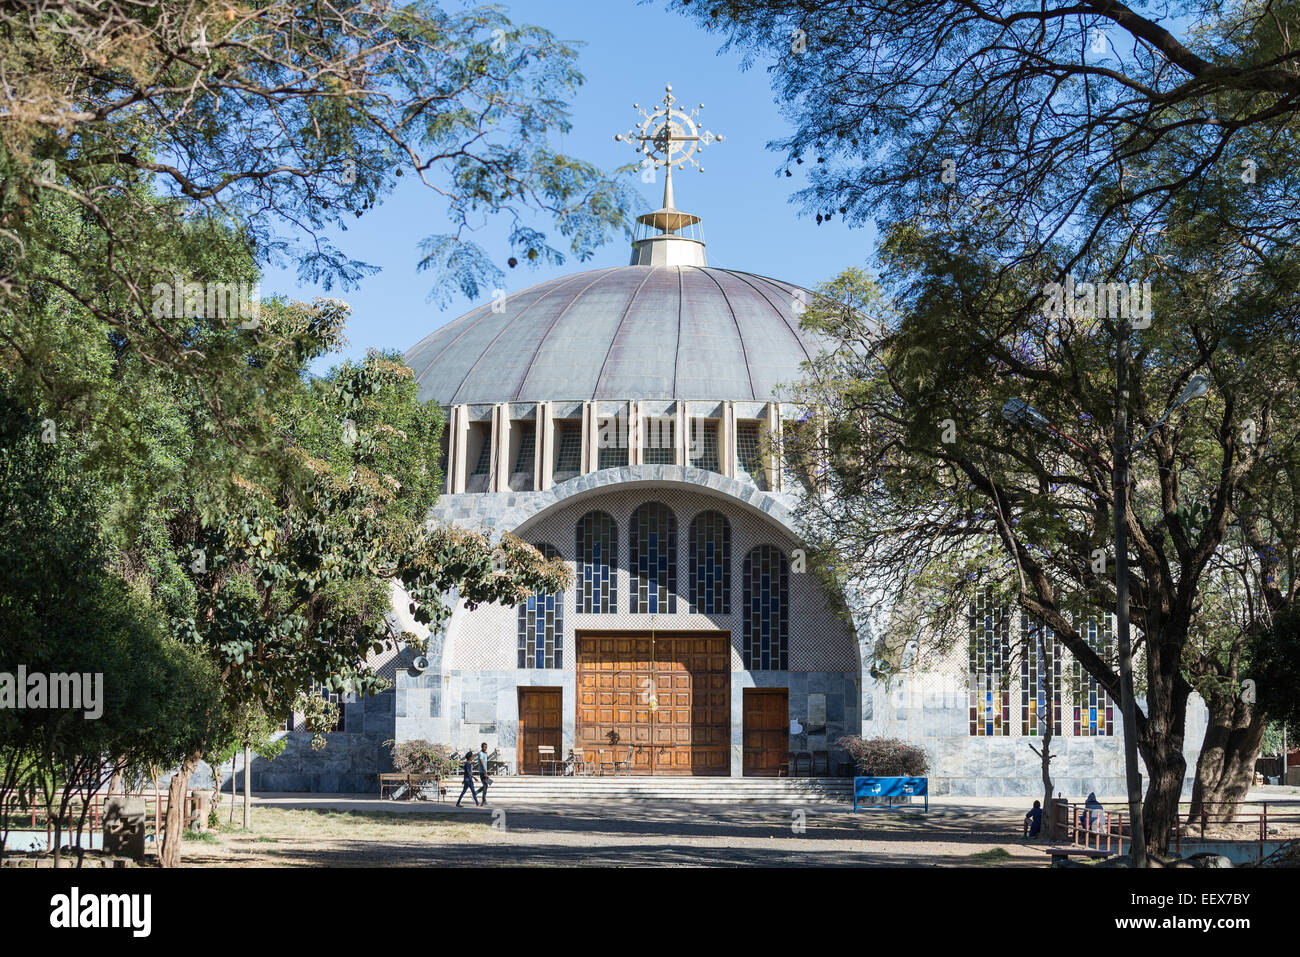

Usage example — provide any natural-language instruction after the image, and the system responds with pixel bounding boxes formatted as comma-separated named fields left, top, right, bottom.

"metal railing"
left=1058, top=799, right=1300, bottom=861
left=1171, top=801, right=1300, bottom=860
left=1, top=789, right=208, bottom=852
left=1063, top=802, right=1127, bottom=854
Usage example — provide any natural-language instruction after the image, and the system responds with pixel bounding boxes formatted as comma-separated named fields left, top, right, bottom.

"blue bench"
left=853, top=776, right=929, bottom=813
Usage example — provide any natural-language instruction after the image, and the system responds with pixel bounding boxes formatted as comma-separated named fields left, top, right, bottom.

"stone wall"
left=206, top=690, right=397, bottom=794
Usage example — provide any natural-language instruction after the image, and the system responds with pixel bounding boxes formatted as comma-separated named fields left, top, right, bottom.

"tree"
left=1254, top=605, right=1300, bottom=732
left=0, top=388, right=221, bottom=866
left=789, top=217, right=1300, bottom=850
left=152, top=337, right=568, bottom=866
left=664, top=0, right=1300, bottom=269
left=1, top=0, right=635, bottom=442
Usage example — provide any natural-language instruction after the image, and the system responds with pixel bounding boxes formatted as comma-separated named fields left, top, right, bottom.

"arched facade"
left=390, top=468, right=862, bottom=776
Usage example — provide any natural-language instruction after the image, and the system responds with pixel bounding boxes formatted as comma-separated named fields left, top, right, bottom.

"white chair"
left=538, top=745, right=558, bottom=775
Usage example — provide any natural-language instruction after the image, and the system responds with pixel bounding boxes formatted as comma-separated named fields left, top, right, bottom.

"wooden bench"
left=378, top=772, right=408, bottom=799
left=408, top=773, right=444, bottom=801
left=1045, top=847, right=1114, bottom=866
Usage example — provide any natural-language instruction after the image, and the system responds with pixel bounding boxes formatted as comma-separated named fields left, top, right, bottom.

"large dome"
left=405, top=265, right=827, bottom=405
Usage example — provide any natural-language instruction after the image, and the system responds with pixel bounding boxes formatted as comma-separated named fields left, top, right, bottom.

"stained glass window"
left=736, top=421, right=768, bottom=490
left=554, top=421, right=582, bottom=481
left=470, top=434, right=491, bottom=476
left=518, top=543, right=563, bottom=668
left=687, top=419, right=720, bottom=472
left=630, top=502, right=677, bottom=613
left=1021, top=615, right=1062, bottom=737
left=598, top=415, right=629, bottom=469
left=1073, top=617, right=1115, bottom=736
left=510, top=424, right=536, bottom=490
left=689, top=510, right=730, bottom=615
left=643, top=415, right=676, bottom=465
left=575, top=511, right=617, bottom=613
left=742, top=545, right=788, bottom=670
left=969, top=591, right=1011, bottom=735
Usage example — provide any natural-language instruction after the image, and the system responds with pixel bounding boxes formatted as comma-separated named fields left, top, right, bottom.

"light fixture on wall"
left=646, top=615, right=659, bottom=713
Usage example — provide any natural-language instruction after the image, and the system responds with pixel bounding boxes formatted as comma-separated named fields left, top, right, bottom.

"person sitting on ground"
left=1023, top=800, right=1043, bottom=838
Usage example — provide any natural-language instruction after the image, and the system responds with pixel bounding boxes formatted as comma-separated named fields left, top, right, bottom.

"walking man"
left=477, top=742, right=492, bottom=806
left=456, top=750, right=479, bottom=807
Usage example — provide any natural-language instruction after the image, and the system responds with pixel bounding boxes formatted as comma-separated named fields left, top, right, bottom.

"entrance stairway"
left=481, top=776, right=852, bottom=804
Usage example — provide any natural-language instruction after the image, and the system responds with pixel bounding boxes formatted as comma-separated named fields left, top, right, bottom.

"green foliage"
left=1261, top=720, right=1293, bottom=757
left=1253, top=607, right=1300, bottom=732
left=385, top=740, right=459, bottom=777
left=0, top=0, right=635, bottom=430
left=0, top=389, right=222, bottom=852
left=166, top=340, right=570, bottom=737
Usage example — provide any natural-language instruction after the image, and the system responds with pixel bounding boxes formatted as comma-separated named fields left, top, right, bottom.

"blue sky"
left=262, top=0, right=875, bottom=370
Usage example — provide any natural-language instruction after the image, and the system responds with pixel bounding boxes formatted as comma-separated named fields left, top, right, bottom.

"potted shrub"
left=836, top=735, right=929, bottom=777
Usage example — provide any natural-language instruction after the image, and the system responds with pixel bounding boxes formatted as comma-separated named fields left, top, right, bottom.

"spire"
left=614, top=84, right=722, bottom=267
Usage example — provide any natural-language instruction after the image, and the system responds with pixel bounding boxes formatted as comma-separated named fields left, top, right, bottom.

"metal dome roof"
left=405, top=265, right=827, bottom=405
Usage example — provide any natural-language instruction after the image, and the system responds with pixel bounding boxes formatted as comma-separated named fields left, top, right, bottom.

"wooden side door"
left=742, top=688, right=789, bottom=777
left=518, top=687, right=562, bottom=775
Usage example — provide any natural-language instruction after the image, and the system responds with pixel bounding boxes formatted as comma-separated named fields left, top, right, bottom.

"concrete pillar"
left=449, top=405, right=470, bottom=494
left=721, top=401, right=736, bottom=478
left=582, top=401, right=597, bottom=474
left=765, top=402, right=781, bottom=492
left=675, top=401, right=686, bottom=466
left=538, top=401, right=553, bottom=491
left=491, top=402, right=510, bottom=493
left=629, top=400, right=641, bottom=466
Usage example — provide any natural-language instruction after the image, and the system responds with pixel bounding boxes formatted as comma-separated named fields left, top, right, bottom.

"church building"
left=253, top=87, right=1205, bottom=798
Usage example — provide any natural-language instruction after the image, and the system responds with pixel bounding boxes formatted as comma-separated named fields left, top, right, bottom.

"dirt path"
left=180, top=800, right=1052, bottom=867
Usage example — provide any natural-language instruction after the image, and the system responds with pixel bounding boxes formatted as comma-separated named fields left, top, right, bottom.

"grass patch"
left=226, top=807, right=488, bottom=843
left=183, top=830, right=219, bottom=844
left=968, top=847, right=1013, bottom=862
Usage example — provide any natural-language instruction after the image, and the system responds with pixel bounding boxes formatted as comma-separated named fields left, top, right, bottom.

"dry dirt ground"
left=179, top=798, right=1056, bottom=867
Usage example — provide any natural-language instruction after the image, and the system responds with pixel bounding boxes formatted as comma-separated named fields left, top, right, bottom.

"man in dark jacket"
left=1024, top=800, right=1043, bottom=838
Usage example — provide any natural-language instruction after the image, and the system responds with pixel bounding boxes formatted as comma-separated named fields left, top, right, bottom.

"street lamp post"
left=1003, top=365, right=1209, bottom=868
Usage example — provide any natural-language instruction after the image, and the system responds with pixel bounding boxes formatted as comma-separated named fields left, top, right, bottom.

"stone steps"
left=471, top=776, right=854, bottom=804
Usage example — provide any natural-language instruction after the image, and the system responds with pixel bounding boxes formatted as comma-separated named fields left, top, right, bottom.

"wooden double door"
left=576, top=632, right=730, bottom=775
left=742, top=688, right=790, bottom=776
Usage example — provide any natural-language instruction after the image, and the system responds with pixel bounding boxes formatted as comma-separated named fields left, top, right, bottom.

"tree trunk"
left=1040, top=730, right=1054, bottom=833
left=1040, top=635, right=1055, bottom=831
left=160, top=751, right=200, bottom=869
left=1190, top=692, right=1266, bottom=824
left=1136, top=643, right=1192, bottom=855
left=242, top=745, right=251, bottom=830
left=51, top=809, right=62, bottom=869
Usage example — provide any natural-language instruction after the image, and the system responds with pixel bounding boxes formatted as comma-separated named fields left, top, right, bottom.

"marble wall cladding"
left=211, top=688, right=398, bottom=793
left=859, top=670, right=1209, bottom=798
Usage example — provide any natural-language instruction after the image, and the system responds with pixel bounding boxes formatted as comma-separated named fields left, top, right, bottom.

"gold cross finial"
left=614, top=85, right=722, bottom=211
